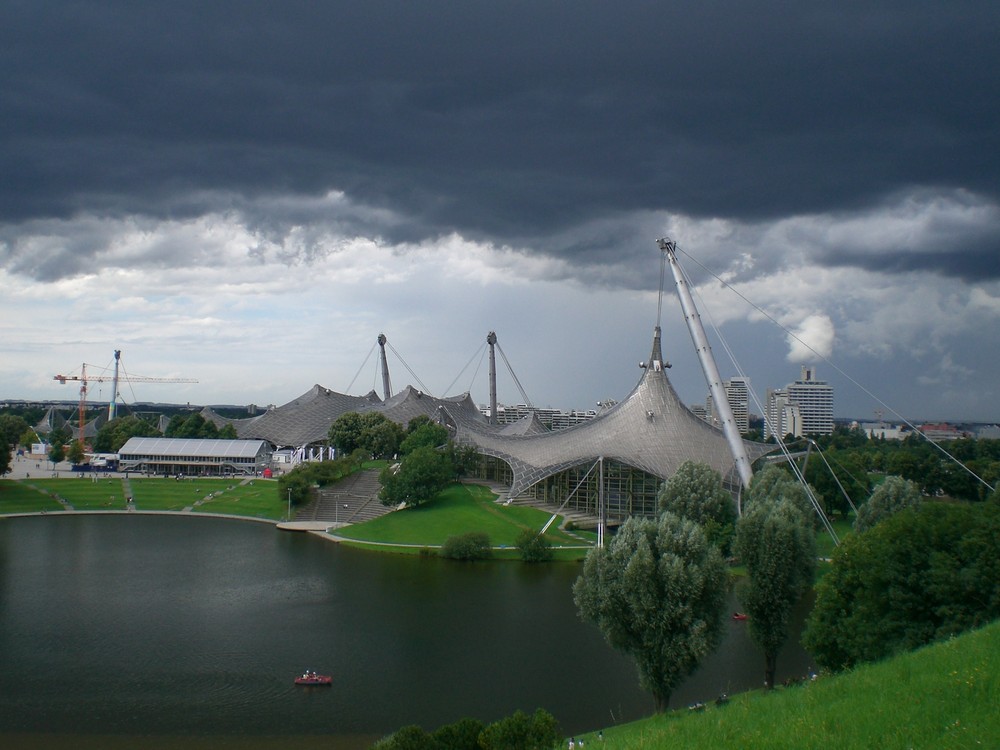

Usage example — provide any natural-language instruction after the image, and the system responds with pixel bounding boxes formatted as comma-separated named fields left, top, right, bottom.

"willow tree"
left=573, top=512, right=728, bottom=711
left=734, top=494, right=816, bottom=689
left=853, top=475, right=921, bottom=533
left=657, top=460, right=737, bottom=552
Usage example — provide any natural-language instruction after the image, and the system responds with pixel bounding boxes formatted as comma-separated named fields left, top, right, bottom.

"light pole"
left=286, top=488, right=292, bottom=522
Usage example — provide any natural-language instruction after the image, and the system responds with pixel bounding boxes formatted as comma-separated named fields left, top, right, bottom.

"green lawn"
left=129, top=478, right=239, bottom=511
left=0, top=479, right=64, bottom=513
left=0, top=476, right=286, bottom=519
left=192, top=478, right=284, bottom=519
left=334, top=482, right=593, bottom=557
left=587, top=619, right=999, bottom=750
left=22, top=476, right=126, bottom=509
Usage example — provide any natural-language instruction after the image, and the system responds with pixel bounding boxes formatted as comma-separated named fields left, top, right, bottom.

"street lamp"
left=287, top=488, right=292, bottom=522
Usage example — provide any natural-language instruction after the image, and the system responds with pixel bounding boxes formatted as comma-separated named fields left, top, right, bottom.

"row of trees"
left=574, top=462, right=818, bottom=709
left=325, top=412, right=478, bottom=509
left=804, top=495, right=1000, bottom=670
left=796, top=428, right=1000, bottom=512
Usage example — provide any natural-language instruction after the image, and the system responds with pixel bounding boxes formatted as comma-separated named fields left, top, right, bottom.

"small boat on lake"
left=731, top=612, right=748, bottom=621
left=294, top=670, right=332, bottom=686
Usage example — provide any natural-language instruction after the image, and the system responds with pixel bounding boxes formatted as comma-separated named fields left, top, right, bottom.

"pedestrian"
left=568, top=739, right=575, bottom=750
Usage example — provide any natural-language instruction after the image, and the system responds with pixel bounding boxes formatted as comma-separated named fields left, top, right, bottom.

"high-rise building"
left=705, top=376, right=750, bottom=433
left=765, top=366, right=833, bottom=438
left=764, top=388, right=801, bottom=439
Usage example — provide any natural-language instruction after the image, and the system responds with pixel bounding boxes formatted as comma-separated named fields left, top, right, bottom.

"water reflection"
left=0, top=515, right=814, bottom=748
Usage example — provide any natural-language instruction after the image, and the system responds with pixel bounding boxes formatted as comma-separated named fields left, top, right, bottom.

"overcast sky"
left=2, top=1, right=999, bottom=423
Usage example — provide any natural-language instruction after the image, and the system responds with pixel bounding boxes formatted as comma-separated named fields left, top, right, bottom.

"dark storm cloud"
left=2, top=1, right=999, bottom=275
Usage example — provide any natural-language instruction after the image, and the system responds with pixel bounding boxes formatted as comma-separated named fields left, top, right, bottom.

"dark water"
left=0, top=515, right=815, bottom=748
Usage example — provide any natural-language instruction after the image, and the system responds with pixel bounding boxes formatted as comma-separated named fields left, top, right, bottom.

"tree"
left=440, top=532, right=492, bottom=561
left=329, top=412, right=404, bottom=459
left=19, top=427, right=39, bottom=449
left=378, top=445, right=453, bottom=507
left=0, top=437, right=11, bottom=476
left=431, top=716, right=485, bottom=750
left=93, top=415, right=159, bottom=453
left=853, top=475, right=921, bottom=533
left=49, top=424, right=71, bottom=447
left=48, top=441, right=67, bottom=466
left=164, top=412, right=220, bottom=439
left=803, top=502, right=1000, bottom=671
left=328, top=412, right=364, bottom=455
left=400, top=420, right=449, bottom=456
left=573, top=512, right=728, bottom=711
left=478, top=708, right=561, bottom=750
left=733, top=495, right=816, bottom=688
left=361, top=412, right=405, bottom=458
left=803, top=450, right=869, bottom=518
left=372, top=724, right=437, bottom=750
left=742, top=464, right=820, bottom=526
left=515, top=528, right=553, bottom=562
left=657, top=461, right=737, bottom=553
left=66, top=439, right=87, bottom=465
left=0, top=414, right=29, bottom=450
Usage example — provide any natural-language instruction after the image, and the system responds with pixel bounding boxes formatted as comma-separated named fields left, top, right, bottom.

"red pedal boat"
left=295, top=670, right=332, bottom=686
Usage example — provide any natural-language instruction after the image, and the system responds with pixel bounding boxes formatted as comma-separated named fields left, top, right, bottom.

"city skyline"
left=2, top=3, right=999, bottom=422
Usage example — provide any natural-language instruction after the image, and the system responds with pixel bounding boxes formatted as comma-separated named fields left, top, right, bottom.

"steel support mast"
left=377, top=333, right=393, bottom=401
left=108, top=349, right=122, bottom=420
left=658, top=238, right=754, bottom=491
left=487, top=331, right=498, bottom=425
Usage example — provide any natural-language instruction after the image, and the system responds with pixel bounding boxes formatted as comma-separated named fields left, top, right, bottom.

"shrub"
left=440, top=532, right=492, bottom=561
left=479, top=708, right=562, bottom=750
left=432, top=716, right=485, bottom=750
left=515, top=528, right=553, bottom=562
left=372, top=724, right=436, bottom=750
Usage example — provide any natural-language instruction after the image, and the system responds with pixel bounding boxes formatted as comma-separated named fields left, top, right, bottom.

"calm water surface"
left=0, top=515, right=815, bottom=749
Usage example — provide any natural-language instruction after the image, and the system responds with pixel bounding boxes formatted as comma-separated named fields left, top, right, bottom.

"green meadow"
left=584, top=619, right=999, bottom=750
left=15, top=476, right=126, bottom=509
left=334, top=482, right=594, bottom=558
left=0, top=479, right=65, bottom=513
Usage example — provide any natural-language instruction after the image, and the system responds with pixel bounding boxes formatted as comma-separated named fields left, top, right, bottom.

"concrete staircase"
left=295, top=469, right=392, bottom=526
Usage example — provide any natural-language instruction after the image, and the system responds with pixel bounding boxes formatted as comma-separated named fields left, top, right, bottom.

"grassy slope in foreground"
left=593, top=619, right=999, bottom=750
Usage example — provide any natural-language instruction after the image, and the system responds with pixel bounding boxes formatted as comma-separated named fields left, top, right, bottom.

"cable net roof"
left=197, top=329, right=773, bottom=498
left=449, top=329, right=773, bottom=496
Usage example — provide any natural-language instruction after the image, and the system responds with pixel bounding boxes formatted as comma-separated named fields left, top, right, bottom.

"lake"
left=0, top=514, right=815, bottom=748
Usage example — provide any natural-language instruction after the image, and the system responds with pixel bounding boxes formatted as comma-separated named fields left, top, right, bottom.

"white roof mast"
left=658, top=238, right=755, bottom=492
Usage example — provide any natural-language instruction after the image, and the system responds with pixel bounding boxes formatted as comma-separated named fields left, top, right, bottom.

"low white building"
left=118, top=437, right=272, bottom=476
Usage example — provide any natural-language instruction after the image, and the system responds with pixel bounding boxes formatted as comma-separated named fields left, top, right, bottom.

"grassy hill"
left=582, top=619, right=999, bottom=750
left=333, top=482, right=595, bottom=559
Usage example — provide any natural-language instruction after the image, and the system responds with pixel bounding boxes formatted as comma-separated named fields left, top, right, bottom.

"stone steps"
left=295, top=469, right=392, bottom=525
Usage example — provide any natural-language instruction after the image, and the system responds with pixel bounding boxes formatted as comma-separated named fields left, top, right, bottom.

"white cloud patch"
left=2, top=186, right=1000, bottom=420
left=785, top=314, right=835, bottom=362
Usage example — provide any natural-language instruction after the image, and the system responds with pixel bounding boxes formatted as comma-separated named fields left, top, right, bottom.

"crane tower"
left=54, top=351, right=197, bottom=446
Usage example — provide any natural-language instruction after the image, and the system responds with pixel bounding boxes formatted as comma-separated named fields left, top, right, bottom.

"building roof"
left=119, top=437, right=270, bottom=459
left=203, top=383, right=488, bottom=448
left=193, top=328, right=774, bottom=499
left=449, top=328, right=774, bottom=497
left=201, top=385, right=382, bottom=447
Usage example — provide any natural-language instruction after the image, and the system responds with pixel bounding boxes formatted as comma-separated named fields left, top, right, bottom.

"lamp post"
left=286, top=488, right=292, bottom=522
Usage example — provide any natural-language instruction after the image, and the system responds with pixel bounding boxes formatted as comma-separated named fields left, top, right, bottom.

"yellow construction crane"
left=54, top=350, right=197, bottom=446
